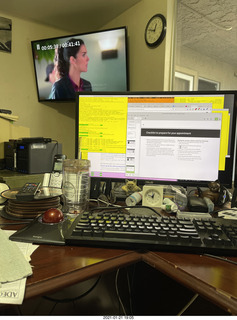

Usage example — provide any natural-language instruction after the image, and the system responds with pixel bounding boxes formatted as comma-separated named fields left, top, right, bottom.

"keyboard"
left=65, top=209, right=237, bottom=256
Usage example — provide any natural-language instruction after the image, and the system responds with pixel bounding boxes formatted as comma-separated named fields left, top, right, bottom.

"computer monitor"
left=75, top=91, right=237, bottom=191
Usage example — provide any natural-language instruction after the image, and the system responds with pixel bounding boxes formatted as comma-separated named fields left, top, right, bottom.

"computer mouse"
left=42, top=208, right=64, bottom=223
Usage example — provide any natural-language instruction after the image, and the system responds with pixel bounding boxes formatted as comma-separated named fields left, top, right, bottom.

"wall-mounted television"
left=31, top=27, right=129, bottom=102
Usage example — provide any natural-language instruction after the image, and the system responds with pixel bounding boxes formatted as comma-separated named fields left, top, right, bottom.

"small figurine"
left=208, top=180, right=221, bottom=193
left=122, top=179, right=141, bottom=195
left=201, top=180, right=221, bottom=204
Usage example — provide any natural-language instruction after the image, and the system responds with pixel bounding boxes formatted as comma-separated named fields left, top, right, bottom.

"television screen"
left=75, top=91, right=237, bottom=189
left=31, top=27, right=129, bottom=102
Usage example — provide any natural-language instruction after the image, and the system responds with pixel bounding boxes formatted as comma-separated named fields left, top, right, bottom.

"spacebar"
left=104, top=230, right=156, bottom=240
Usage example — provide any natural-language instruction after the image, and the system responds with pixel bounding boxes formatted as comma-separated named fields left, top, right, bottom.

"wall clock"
left=142, top=185, right=163, bottom=207
left=145, top=14, right=167, bottom=48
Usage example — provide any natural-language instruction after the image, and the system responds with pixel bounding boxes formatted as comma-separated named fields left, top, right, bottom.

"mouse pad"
left=9, top=215, right=75, bottom=245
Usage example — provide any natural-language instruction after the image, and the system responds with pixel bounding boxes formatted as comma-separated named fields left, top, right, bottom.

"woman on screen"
left=49, top=38, right=92, bottom=100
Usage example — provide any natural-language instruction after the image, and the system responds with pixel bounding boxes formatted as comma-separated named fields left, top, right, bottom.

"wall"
left=103, top=0, right=174, bottom=91
left=0, top=13, right=75, bottom=157
left=0, top=0, right=175, bottom=159
left=175, top=46, right=237, bottom=90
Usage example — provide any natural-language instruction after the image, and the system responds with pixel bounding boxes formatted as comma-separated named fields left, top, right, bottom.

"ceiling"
left=0, top=0, right=236, bottom=68
left=177, top=0, right=237, bottom=68
left=0, top=0, right=141, bottom=33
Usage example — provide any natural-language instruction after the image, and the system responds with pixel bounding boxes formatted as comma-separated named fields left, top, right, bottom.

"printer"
left=16, top=137, right=62, bottom=174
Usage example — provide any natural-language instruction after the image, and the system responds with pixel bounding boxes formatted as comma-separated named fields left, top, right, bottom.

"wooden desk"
left=25, top=245, right=141, bottom=300
left=1, top=215, right=237, bottom=315
left=144, top=251, right=237, bottom=315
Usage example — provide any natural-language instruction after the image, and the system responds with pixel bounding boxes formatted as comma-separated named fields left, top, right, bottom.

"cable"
left=48, top=302, right=58, bottom=315
left=114, top=267, right=134, bottom=315
left=42, top=276, right=101, bottom=304
left=90, top=196, right=163, bottom=216
left=89, top=198, right=122, bottom=208
left=31, top=296, right=48, bottom=315
left=128, top=205, right=162, bottom=216
left=126, top=268, right=133, bottom=315
left=16, top=306, right=23, bottom=315
left=88, top=205, right=162, bottom=217
left=51, top=140, right=59, bottom=155
left=177, top=293, right=199, bottom=316
left=115, top=269, right=127, bottom=315
left=203, top=253, right=237, bottom=266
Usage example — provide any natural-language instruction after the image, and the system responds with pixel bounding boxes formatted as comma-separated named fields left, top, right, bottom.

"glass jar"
left=62, top=159, right=90, bottom=214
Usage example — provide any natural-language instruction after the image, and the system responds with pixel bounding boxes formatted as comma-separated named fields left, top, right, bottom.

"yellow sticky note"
left=212, top=109, right=230, bottom=170
left=174, top=96, right=224, bottom=109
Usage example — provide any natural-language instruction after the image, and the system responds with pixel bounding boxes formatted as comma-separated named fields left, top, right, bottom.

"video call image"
left=31, top=28, right=128, bottom=101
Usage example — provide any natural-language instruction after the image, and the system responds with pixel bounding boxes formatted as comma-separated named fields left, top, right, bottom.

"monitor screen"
left=75, top=91, right=237, bottom=189
left=31, top=27, right=129, bottom=102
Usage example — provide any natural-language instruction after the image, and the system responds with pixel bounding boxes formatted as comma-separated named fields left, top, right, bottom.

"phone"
left=42, top=154, right=66, bottom=188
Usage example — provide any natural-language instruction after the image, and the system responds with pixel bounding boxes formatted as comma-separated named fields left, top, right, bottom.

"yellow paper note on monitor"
left=174, top=96, right=224, bottom=109
left=212, top=109, right=230, bottom=171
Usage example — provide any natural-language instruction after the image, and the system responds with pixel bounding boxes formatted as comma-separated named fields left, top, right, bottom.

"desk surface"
left=1, top=215, right=237, bottom=315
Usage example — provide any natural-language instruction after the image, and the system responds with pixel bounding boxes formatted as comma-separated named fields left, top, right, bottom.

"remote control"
left=16, top=183, right=41, bottom=201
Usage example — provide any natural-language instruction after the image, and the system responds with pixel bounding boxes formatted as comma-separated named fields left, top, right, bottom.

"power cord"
left=115, top=269, right=133, bottom=315
left=37, top=276, right=101, bottom=315
left=203, top=253, right=237, bottom=266
left=177, top=293, right=199, bottom=316
left=89, top=197, right=122, bottom=208
left=42, top=275, right=101, bottom=304
left=115, top=269, right=127, bottom=315
left=88, top=203, right=162, bottom=217
left=126, top=269, right=133, bottom=315
left=115, top=267, right=135, bottom=316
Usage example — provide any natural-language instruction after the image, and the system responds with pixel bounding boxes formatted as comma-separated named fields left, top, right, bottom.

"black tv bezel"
left=75, top=90, right=237, bottom=189
left=31, top=26, right=129, bottom=102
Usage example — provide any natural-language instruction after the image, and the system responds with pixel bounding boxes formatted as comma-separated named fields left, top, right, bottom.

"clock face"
left=145, top=14, right=166, bottom=47
left=142, top=185, right=163, bottom=207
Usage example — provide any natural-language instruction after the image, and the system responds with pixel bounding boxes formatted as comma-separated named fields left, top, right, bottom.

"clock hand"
left=148, top=193, right=155, bottom=199
left=148, top=23, right=157, bottom=32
